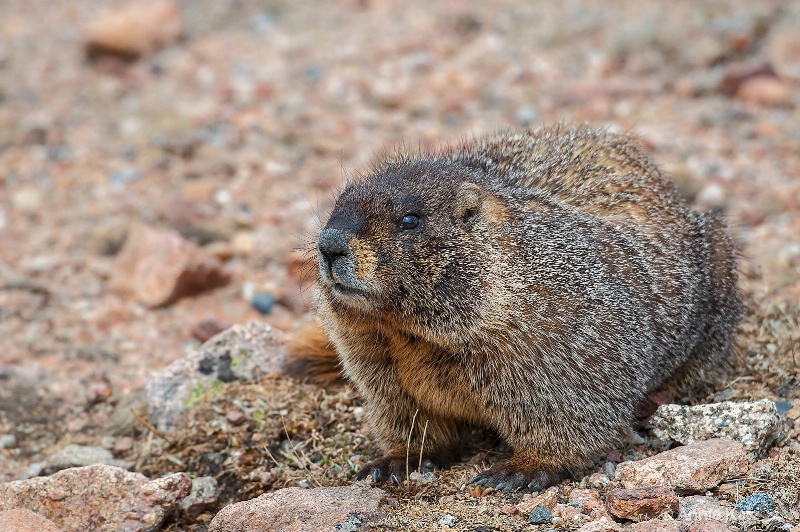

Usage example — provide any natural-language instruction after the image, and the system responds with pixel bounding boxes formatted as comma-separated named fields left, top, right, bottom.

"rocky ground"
left=0, top=0, right=799, bottom=530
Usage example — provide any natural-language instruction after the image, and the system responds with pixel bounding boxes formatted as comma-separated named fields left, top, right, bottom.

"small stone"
left=688, top=518, right=736, bottom=531
left=616, top=439, right=748, bottom=493
left=736, top=76, right=794, bottom=108
left=577, top=516, right=624, bottom=531
left=569, top=488, right=603, bottom=513
left=529, top=505, right=553, bottom=524
left=774, top=400, right=792, bottom=417
left=768, top=25, right=800, bottom=81
left=113, top=437, right=134, bottom=453
left=85, top=0, right=183, bottom=59
left=110, top=223, right=231, bottom=308
left=226, top=410, right=246, bottom=426
left=735, top=492, right=775, bottom=514
left=559, top=504, right=582, bottom=522
left=209, top=485, right=387, bottom=531
left=605, top=487, right=680, bottom=522
left=585, top=472, right=611, bottom=488
left=0, top=509, right=60, bottom=532
left=230, top=231, right=256, bottom=256
left=438, top=514, right=457, bottom=527
left=23, top=462, right=46, bottom=479
left=48, top=444, right=133, bottom=472
left=0, top=434, right=17, bottom=449
left=499, top=504, right=519, bottom=516
left=179, top=476, right=219, bottom=517
left=251, top=293, right=276, bottom=315
left=678, top=496, right=752, bottom=528
left=629, top=519, right=684, bottom=532
left=517, top=487, right=558, bottom=514
left=111, top=169, right=142, bottom=186
left=650, top=400, right=781, bottom=457
left=190, top=318, right=232, bottom=342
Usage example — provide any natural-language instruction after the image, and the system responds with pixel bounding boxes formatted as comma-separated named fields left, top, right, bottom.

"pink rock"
left=0, top=465, right=191, bottom=532
left=0, top=509, right=60, bottom=532
left=569, top=488, right=604, bottom=514
left=208, top=485, right=388, bottom=532
left=516, top=487, right=558, bottom=514
left=769, top=26, right=800, bottom=81
left=577, top=517, right=624, bottom=531
left=85, top=0, right=183, bottom=59
left=736, top=76, right=794, bottom=108
left=605, top=487, right=680, bottom=522
left=616, top=439, right=749, bottom=493
left=629, top=519, right=685, bottom=532
left=688, top=518, right=736, bottom=531
left=110, top=223, right=231, bottom=308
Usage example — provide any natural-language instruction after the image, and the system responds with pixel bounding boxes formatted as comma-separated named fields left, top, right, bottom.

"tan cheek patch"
left=349, top=237, right=378, bottom=280
left=483, top=194, right=510, bottom=225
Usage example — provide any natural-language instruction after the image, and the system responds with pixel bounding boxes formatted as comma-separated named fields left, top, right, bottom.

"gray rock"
left=48, top=444, right=133, bottom=472
left=146, top=320, right=287, bottom=431
left=529, top=505, right=553, bottom=524
left=0, top=464, right=191, bottom=532
left=735, top=492, right=775, bottom=514
left=208, top=484, right=388, bottom=532
left=179, top=476, right=219, bottom=517
left=0, top=434, right=17, bottom=449
left=678, top=495, right=758, bottom=529
left=438, top=514, right=457, bottom=527
left=650, top=400, right=781, bottom=457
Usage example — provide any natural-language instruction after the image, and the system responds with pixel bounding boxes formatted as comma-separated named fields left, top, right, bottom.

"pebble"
left=438, top=514, right=457, bottom=527
left=768, top=25, right=800, bottom=81
left=85, top=0, right=183, bottom=59
left=735, top=492, right=775, bottom=514
left=23, top=462, right=46, bottom=479
left=774, top=400, right=792, bottom=417
left=605, top=486, right=680, bottom=522
left=737, top=76, right=794, bottom=108
left=179, top=476, right=220, bottom=517
left=251, top=293, right=277, bottom=315
left=48, top=444, right=133, bottom=472
left=529, top=505, right=553, bottom=524
left=0, top=434, right=17, bottom=449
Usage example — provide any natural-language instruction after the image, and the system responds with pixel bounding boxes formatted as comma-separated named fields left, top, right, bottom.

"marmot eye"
left=399, top=213, right=420, bottom=231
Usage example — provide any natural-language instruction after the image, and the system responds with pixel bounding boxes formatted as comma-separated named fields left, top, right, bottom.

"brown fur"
left=287, top=126, right=742, bottom=491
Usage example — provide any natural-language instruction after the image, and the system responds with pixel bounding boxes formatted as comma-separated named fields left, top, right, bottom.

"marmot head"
left=317, top=158, right=510, bottom=346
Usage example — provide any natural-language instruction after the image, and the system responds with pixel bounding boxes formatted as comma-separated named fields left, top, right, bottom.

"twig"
left=405, top=409, right=419, bottom=490
left=418, top=420, right=429, bottom=474
left=130, top=408, right=173, bottom=443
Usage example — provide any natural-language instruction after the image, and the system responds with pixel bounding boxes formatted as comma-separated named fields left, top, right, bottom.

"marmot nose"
left=318, top=228, right=350, bottom=266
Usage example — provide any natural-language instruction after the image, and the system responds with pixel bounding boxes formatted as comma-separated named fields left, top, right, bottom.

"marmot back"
left=287, top=126, right=742, bottom=490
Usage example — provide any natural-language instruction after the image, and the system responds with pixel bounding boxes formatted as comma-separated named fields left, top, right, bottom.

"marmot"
left=286, top=126, right=741, bottom=491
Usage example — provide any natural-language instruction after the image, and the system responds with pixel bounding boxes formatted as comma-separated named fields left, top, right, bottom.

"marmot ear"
left=452, top=181, right=483, bottom=230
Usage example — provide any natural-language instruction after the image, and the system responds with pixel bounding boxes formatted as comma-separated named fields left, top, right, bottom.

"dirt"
left=1, top=0, right=798, bottom=530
